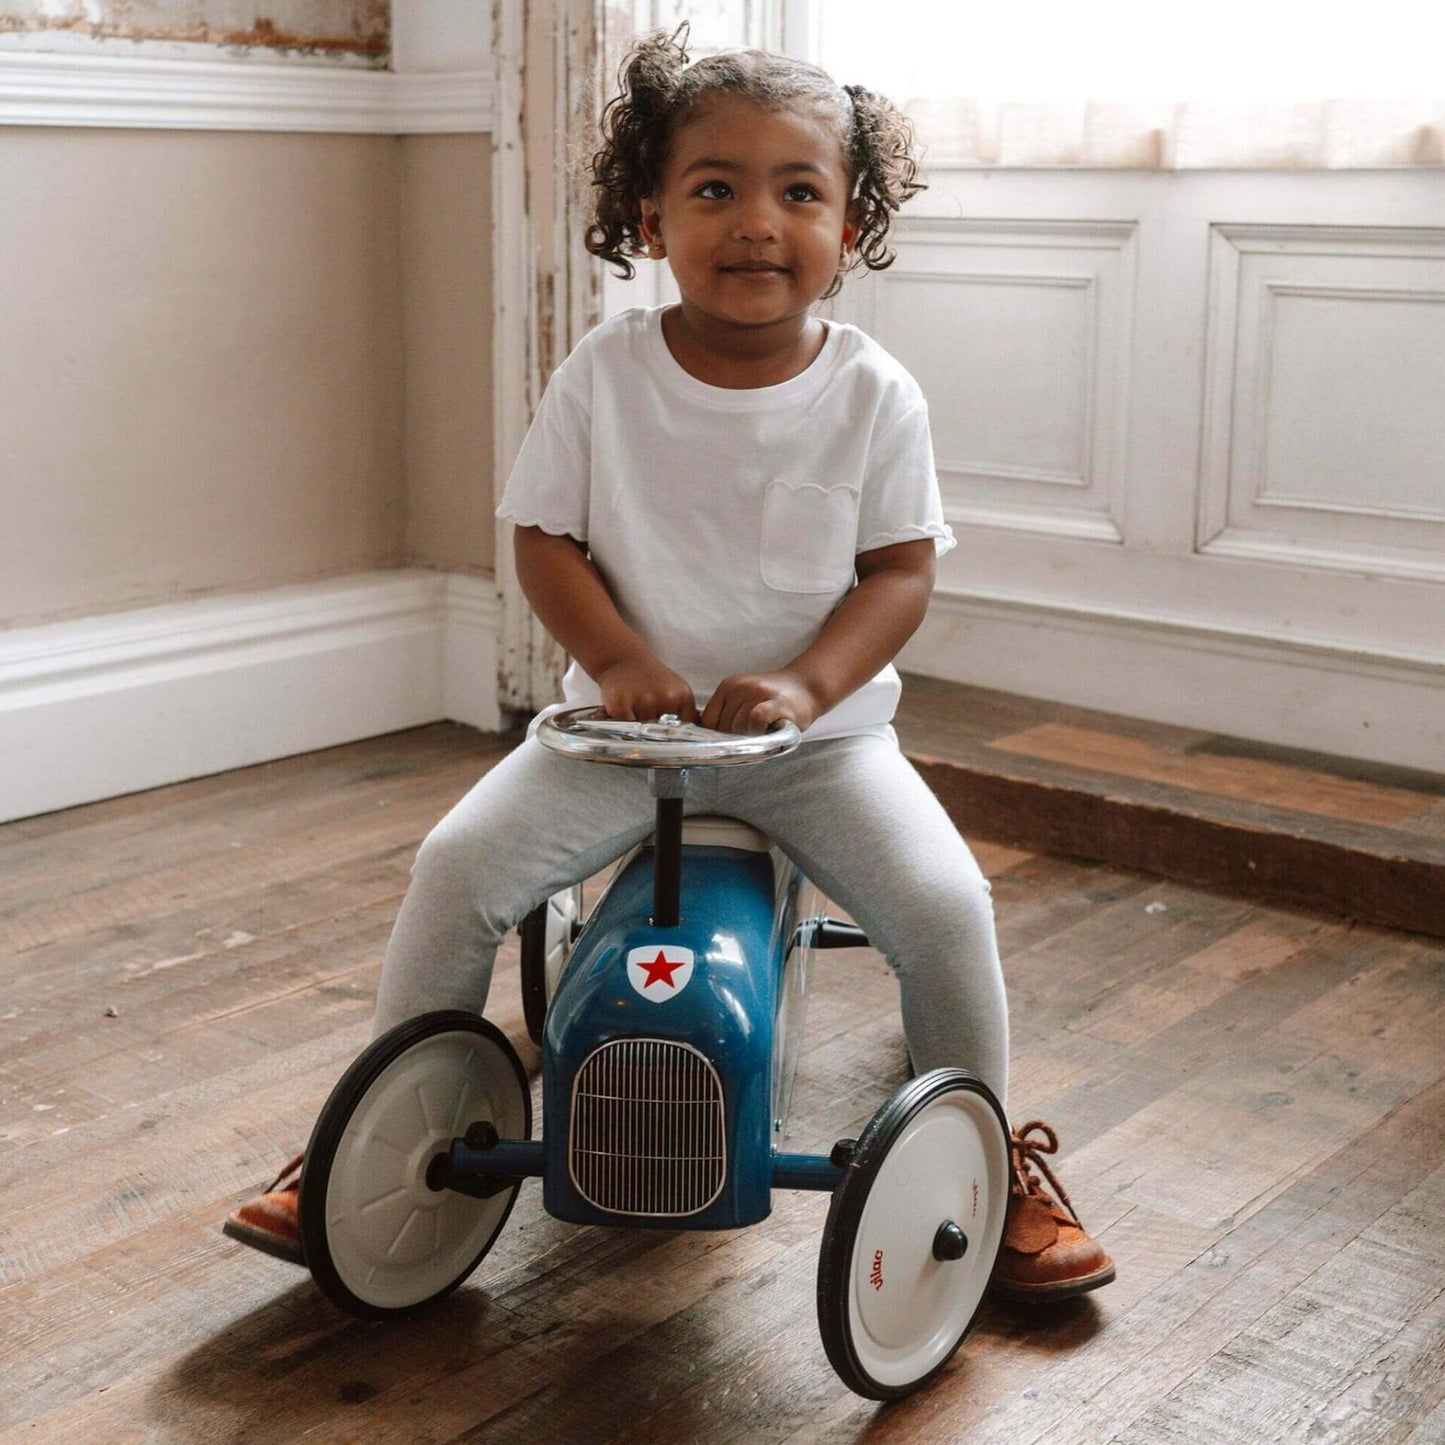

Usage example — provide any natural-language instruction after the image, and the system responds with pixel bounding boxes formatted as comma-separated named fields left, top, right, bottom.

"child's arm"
left=701, top=538, right=935, bottom=734
left=514, top=526, right=698, bottom=722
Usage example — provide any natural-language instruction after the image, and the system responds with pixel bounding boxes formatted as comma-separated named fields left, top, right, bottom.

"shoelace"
left=263, top=1152, right=305, bottom=1195
left=1009, top=1120, right=1080, bottom=1226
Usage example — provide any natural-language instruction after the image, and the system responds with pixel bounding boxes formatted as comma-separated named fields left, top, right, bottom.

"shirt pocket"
left=759, top=479, right=860, bottom=594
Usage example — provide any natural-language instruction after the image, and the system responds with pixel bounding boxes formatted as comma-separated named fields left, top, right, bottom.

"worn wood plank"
left=0, top=725, right=507, bottom=907
left=894, top=675, right=1445, bottom=940
left=991, top=723, right=1437, bottom=827
left=912, top=749, right=1445, bottom=939
left=4, top=723, right=1444, bottom=1444
left=923, top=1078, right=1445, bottom=1445
left=895, top=674, right=1445, bottom=820
left=1110, top=1164, right=1445, bottom=1445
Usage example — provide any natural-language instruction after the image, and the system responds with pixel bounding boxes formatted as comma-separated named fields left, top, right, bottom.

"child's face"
left=639, top=94, right=858, bottom=335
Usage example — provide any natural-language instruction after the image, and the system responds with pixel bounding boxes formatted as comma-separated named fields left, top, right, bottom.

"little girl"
left=226, top=28, right=1113, bottom=1304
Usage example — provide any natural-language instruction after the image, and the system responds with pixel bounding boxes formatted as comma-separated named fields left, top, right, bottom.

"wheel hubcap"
left=932, top=1220, right=968, bottom=1260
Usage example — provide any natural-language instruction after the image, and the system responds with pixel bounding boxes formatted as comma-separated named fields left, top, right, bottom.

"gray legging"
left=374, top=732, right=1009, bottom=1107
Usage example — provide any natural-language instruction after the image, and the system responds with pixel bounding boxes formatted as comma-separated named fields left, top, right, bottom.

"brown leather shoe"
left=222, top=1152, right=306, bottom=1265
left=990, top=1121, right=1115, bottom=1303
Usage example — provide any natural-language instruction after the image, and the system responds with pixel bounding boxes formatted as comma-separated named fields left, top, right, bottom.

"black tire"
left=299, top=1010, right=530, bottom=1320
left=817, top=1068, right=1010, bottom=1400
left=518, top=884, right=584, bottom=1046
left=519, top=903, right=549, bottom=1046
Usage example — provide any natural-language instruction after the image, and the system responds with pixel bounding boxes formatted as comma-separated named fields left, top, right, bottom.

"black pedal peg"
left=829, top=1137, right=858, bottom=1168
left=463, top=1120, right=499, bottom=1151
left=815, top=918, right=870, bottom=949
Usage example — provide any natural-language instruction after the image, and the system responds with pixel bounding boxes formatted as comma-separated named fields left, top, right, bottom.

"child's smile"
left=640, top=94, right=857, bottom=369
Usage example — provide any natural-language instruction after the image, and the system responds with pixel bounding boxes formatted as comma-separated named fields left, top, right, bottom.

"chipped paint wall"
left=0, top=0, right=389, bottom=63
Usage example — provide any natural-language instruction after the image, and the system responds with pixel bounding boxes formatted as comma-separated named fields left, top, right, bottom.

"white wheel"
left=299, top=1011, right=530, bottom=1318
left=817, top=1069, right=1009, bottom=1399
left=520, top=884, right=582, bottom=1045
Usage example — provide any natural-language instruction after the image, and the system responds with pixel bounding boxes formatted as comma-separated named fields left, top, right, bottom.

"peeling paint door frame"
left=492, top=1, right=791, bottom=720
left=492, top=0, right=604, bottom=718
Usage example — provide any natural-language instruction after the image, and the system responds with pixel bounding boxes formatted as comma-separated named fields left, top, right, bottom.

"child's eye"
left=784, top=184, right=820, bottom=202
left=696, top=181, right=732, bottom=200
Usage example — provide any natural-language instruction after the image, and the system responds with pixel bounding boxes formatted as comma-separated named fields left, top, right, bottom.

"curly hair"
left=586, top=27, right=924, bottom=301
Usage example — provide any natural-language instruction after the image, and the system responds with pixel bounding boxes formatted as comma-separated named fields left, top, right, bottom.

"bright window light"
left=815, top=2, right=1445, bottom=104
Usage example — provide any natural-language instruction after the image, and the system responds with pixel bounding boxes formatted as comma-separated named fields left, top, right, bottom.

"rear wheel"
left=817, top=1069, right=1009, bottom=1399
left=299, top=1011, right=530, bottom=1319
left=520, top=884, right=583, bottom=1045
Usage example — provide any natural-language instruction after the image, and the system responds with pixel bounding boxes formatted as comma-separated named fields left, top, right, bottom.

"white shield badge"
left=626, top=944, right=695, bottom=1001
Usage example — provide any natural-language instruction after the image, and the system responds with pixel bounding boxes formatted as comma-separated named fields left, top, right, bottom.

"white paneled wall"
left=832, top=168, right=1445, bottom=769
left=1199, top=224, right=1445, bottom=583
left=851, top=218, right=1136, bottom=545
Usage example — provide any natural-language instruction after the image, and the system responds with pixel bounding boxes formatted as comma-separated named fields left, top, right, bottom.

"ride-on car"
left=296, top=707, right=1010, bottom=1399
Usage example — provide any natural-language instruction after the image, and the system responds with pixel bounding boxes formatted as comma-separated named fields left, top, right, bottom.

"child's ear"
left=840, top=202, right=861, bottom=262
left=638, top=196, right=666, bottom=257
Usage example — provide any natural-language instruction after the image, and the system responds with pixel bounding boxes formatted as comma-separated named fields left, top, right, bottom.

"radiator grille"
left=569, top=1039, right=726, bottom=1216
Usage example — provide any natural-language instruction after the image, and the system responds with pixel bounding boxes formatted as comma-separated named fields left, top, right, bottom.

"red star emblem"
left=637, top=949, right=684, bottom=988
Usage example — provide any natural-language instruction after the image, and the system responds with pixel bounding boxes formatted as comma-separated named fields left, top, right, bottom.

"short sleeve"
left=495, top=362, right=592, bottom=541
left=855, top=401, right=956, bottom=559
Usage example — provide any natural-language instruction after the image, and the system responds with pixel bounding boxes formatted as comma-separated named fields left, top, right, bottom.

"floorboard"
left=894, top=674, right=1445, bottom=938
left=2, top=722, right=1442, bottom=1443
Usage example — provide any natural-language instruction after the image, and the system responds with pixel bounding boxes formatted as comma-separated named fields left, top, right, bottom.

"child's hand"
left=596, top=656, right=698, bottom=723
left=702, top=671, right=821, bottom=735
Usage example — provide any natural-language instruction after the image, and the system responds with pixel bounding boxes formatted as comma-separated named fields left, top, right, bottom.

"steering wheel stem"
left=539, top=708, right=799, bottom=933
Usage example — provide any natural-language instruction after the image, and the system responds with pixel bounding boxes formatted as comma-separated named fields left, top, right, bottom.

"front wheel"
left=299, top=1010, right=530, bottom=1319
left=817, top=1069, right=1009, bottom=1399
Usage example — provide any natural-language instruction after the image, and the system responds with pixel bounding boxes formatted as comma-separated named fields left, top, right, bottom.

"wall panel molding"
left=1198, top=221, right=1445, bottom=580
left=884, top=268, right=1096, bottom=490
left=0, top=50, right=493, bottom=132
left=833, top=170, right=1445, bottom=768
left=843, top=216, right=1136, bottom=547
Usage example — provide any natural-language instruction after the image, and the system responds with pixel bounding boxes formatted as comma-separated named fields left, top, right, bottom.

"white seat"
left=676, top=815, right=772, bottom=852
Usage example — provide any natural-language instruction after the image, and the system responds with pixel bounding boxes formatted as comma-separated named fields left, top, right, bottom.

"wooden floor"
left=3, top=724, right=1444, bottom=1443
left=894, top=675, right=1445, bottom=939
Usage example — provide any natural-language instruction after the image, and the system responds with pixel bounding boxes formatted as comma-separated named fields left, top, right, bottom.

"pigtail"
left=840, top=84, right=926, bottom=276
left=586, top=26, right=692, bottom=278
left=586, top=29, right=923, bottom=297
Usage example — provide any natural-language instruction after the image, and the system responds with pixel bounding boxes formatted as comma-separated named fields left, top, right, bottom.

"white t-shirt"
left=496, top=306, right=955, bottom=742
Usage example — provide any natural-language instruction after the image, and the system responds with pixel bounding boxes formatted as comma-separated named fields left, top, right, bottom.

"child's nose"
left=733, top=199, right=780, bottom=242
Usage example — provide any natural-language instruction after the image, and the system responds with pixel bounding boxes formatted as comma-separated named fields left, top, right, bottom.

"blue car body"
left=542, top=841, right=804, bottom=1229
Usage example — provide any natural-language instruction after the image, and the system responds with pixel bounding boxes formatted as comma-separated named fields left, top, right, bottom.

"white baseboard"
left=0, top=570, right=502, bottom=824
left=901, top=589, right=1445, bottom=773
left=5, top=572, right=1440, bottom=824
left=440, top=573, right=504, bottom=735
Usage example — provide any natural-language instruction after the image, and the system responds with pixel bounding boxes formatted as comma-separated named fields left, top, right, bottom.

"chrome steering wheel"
left=537, top=706, right=800, bottom=769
